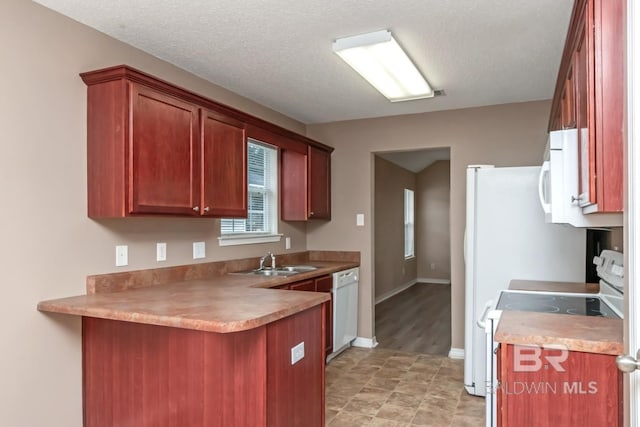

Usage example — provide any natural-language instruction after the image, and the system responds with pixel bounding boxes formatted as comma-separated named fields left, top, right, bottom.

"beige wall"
left=373, top=156, right=417, bottom=300
left=306, top=101, right=549, bottom=348
left=1, top=1, right=309, bottom=426
left=416, top=160, right=451, bottom=280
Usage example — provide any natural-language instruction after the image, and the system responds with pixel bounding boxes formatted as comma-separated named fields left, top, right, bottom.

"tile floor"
left=325, top=347, right=485, bottom=426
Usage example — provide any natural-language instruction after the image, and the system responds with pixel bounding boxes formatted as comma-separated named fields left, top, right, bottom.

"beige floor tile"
left=419, top=394, right=459, bottom=413
left=354, top=386, right=393, bottom=402
left=411, top=407, right=455, bottom=426
left=449, top=414, right=484, bottom=426
left=343, top=396, right=386, bottom=416
left=369, top=417, right=410, bottom=426
left=325, top=347, right=484, bottom=426
left=327, top=411, right=374, bottom=427
left=393, top=380, right=430, bottom=395
left=325, top=408, right=339, bottom=424
left=367, top=376, right=402, bottom=390
left=326, top=393, right=351, bottom=410
left=386, top=391, right=424, bottom=409
left=376, top=403, right=417, bottom=423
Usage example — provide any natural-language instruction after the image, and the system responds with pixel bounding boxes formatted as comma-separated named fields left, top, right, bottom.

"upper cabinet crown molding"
left=80, top=65, right=334, bottom=153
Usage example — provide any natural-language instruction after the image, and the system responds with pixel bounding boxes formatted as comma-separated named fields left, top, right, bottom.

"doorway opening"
left=373, top=148, right=451, bottom=355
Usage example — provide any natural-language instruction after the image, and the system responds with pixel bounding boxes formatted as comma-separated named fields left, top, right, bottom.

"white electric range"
left=482, top=250, right=624, bottom=427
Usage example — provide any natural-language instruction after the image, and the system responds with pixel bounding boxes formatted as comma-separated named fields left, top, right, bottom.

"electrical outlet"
left=193, top=241, right=205, bottom=259
left=156, top=243, right=167, bottom=262
left=115, top=245, right=128, bottom=267
left=285, top=237, right=291, bottom=250
left=356, top=213, right=365, bottom=226
left=291, top=342, right=305, bottom=365
left=430, top=262, right=436, bottom=270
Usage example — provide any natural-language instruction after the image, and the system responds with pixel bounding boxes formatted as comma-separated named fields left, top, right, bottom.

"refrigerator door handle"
left=538, top=160, right=551, bottom=214
left=477, top=300, right=493, bottom=329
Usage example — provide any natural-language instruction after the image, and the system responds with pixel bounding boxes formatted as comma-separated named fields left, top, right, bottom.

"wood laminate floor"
left=375, top=284, right=451, bottom=355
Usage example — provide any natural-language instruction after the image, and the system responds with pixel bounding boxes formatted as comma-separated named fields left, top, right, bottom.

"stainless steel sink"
left=230, top=265, right=318, bottom=276
left=277, top=265, right=318, bottom=272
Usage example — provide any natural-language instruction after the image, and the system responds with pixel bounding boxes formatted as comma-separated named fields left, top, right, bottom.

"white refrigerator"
left=463, top=165, right=586, bottom=396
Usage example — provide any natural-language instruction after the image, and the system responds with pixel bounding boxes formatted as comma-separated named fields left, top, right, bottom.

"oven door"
left=485, top=309, right=502, bottom=427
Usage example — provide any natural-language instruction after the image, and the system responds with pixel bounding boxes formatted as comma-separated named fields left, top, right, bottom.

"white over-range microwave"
left=539, top=129, right=622, bottom=227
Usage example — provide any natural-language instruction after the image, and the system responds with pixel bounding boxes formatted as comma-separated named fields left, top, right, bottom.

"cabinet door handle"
left=203, top=206, right=210, bottom=213
left=193, top=206, right=200, bottom=212
left=309, top=211, right=314, bottom=216
left=570, top=195, right=582, bottom=204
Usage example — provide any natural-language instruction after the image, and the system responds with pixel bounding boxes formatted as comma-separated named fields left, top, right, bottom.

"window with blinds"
left=220, top=140, right=279, bottom=244
left=404, top=188, right=415, bottom=259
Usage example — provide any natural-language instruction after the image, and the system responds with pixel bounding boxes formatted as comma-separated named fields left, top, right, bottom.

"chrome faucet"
left=259, top=252, right=276, bottom=270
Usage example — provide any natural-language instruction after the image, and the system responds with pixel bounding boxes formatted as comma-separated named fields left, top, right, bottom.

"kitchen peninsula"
left=38, top=251, right=359, bottom=427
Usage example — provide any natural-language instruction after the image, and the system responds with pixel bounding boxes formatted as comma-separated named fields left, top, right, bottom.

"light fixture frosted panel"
left=333, top=30, right=433, bottom=102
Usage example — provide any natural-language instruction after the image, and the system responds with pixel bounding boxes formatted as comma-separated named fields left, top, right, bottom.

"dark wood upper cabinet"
left=201, top=110, right=247, bottom=217
left=129, top=84, right=201, bottom=215
left=308, top=146, right=331, bottom=220
left=82, top=65, right=334, bottom=219
left=281, top=145, right=332, bottom=221
left=548, top=0, right=623, bottom=213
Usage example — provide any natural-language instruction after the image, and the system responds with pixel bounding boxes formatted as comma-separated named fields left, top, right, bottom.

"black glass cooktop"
left=496, top=292, right=620, bottom=319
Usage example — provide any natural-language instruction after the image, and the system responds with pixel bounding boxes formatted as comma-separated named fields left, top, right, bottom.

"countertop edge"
left=38, top=292, right=330, bottom=333
left=37, top=261, right=351, bottom=333
left=494, top=311, right=623, bottom=356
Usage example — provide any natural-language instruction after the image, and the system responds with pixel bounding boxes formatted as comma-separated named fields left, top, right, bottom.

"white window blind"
left=404, top=188, right=415, bottom=259
left=219, top=140, right=279, bottom=245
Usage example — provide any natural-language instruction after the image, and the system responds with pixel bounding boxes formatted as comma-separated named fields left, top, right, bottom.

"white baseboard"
left=352, top=336, right=379, bottom=348
left=375, top=280, right=417, bottom=304
left=417, top=277, right=451, bottom=285
left=448, top=348, right=464, bottom=359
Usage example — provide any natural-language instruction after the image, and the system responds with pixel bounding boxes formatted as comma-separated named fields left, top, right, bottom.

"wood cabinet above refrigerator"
left=548, top=0, right=624, bottom=214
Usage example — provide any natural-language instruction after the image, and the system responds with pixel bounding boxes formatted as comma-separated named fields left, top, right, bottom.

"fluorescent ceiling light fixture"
left=333, top=30, right=434, bottom=102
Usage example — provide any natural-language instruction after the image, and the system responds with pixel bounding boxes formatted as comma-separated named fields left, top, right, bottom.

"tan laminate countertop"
left=509, top=279, right=599, bottom=294
left=494, top=310, right=622, bottom=355
left=497, top=279, right=621, bottom=355
left=37, top=262, right=357, bottom=333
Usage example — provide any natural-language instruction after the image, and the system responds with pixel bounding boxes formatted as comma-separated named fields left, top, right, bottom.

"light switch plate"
left=193, top=241, right=205, bottom=259
left=285, top=237, right=291, bottom=250
left=356, top=214, right=365, bottom=226
left=291, top=342, right=305, bottom=365
left=115, top=245, right=128, bottom=267
left=156, top=243, right=167, bottom=262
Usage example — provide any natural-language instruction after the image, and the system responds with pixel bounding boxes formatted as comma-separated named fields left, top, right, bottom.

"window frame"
left=404, top=188, right=415, bottom=259
left=218, top=139, right=282, bottom=246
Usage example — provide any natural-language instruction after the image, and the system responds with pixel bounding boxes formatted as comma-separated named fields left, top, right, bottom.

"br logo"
left=512, top=344, right=569, bottom=372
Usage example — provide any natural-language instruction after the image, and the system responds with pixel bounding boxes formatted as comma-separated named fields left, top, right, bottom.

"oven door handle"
left=477, top=300, right=493, bottom=329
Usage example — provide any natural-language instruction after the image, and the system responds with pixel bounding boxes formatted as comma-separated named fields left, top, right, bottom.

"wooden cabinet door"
left=314, top=275, right=334, bottom=357
left=560, top=64, right=576, bottom=129
left=267, top=306, right=324, bottom=427
left=499, top=344, right=621, bottom=426
left=280, top=149, right=308, bottom=221
left=290, top=280, right=316, bottom=292
left=308, top=146, right=331, bottom=220
left=129, top=84, right=200, bottom=215
left=592, top=0, right=624, bottom=212
left=201, top=110, right=247, bottom=217
left=574, top=9, right=597, bottom=208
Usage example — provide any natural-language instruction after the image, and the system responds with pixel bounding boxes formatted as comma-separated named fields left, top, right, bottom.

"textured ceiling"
left=34, top=0, right=574, bottom=124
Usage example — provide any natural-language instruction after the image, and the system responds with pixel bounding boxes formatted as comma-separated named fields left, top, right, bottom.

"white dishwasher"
left=329, top=267, right=359, bottom=360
